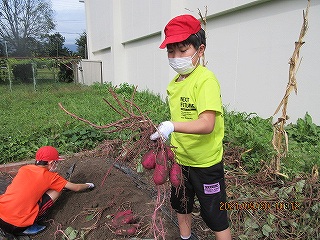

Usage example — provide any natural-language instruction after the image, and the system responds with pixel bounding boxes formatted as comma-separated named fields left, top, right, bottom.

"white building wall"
left=83, top=0, right=320, bottom=124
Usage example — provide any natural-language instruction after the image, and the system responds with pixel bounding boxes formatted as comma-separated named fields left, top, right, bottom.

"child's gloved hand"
left=150, top=121, right=174, bottom=141
left=86, top=183, right=95, bottom=189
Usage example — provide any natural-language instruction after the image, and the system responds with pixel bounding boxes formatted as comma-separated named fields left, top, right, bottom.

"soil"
left=1, top=146, right=210, bottom=240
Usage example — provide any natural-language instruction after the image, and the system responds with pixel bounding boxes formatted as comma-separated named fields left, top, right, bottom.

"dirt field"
left=1, top=146, right=212, bottom=240
left=2, top=143, right=318, bottom=240
left=30, top=149, right=183, bottom=240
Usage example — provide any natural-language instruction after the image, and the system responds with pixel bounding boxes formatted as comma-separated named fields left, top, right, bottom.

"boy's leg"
left=45, top=189, right=62, bottom=202
left=37, top=191, right=60, bottom=219
left=215, top=227, right=232, bottom=240
left=176, top=213, right=192, bottom=239
left=171, top=166, right=195, bottom=239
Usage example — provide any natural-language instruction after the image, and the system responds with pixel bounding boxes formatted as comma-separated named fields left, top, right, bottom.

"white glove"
left=86, top=183, right=95, bottom=189
left=150, top=121, right=174, bottom=141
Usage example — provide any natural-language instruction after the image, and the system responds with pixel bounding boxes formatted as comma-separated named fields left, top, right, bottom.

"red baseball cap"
left=159, top=14, right=201, bottom=49
left=35, top=146, right=64, bottom=162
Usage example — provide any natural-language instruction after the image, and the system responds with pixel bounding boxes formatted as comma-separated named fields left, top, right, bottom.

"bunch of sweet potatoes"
left=141, top=145, right=183, bottom=187
left=111, top=209, right=139, bottom=236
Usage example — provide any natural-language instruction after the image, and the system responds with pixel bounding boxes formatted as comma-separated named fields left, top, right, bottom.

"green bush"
left=58, top=62, right=74, bottom=83
left=223, top=110, right=276, bottom=173
left=12, top=64, right=33, bottom=83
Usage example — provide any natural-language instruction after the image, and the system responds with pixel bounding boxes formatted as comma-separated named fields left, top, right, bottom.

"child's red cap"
left=159, top=14, right=201, bottom=49
left=35, top=146, right=64, bottom=161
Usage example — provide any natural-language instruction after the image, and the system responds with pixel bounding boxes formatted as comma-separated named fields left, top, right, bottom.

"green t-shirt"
left=167, top=65, right=224, bottom=167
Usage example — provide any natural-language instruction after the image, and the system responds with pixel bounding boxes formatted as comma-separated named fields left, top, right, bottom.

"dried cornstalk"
left=198, top=6, right=208, bottom=67
left=271, top=0, right=310, bottom=176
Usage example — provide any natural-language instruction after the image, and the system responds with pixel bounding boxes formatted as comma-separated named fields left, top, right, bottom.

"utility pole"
left=4, top=41, right=8, bottom=57
left=4, top=41, right=12, bottom=91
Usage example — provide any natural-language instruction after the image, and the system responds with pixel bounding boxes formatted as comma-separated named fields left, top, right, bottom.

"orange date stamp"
left=220, top=201, right=300, bottom=211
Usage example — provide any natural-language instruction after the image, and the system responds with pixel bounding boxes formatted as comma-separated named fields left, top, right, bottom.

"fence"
left=0, top=57, right=81, bottom=91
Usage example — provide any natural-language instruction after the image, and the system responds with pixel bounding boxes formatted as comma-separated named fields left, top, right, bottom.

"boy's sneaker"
left=21, top=224, right=46, bottom=235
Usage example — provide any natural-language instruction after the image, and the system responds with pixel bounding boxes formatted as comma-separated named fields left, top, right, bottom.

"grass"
left=1, top=83, right=106, bottom=136
left=0, top=82, right=169, bottom=162
left=36, top=67, right=57, bottom=80
left=0, top=82, right=319, bottom=178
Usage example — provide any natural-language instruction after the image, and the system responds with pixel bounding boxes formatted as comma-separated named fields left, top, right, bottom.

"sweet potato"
left=155, top=149, right=167, bottom=165
left=141, top=150, right=156, bottom=169
left=169, top=163, right=183, bottom=187
left=112, top=210, right=134, bottom=228
left=153, top=149, right=169, bottom=185
left=153, top=163, right=169, bottom=185
left=166, top=146, right=175, bottom=162
left=113, top=214, right=134, bottom=227
left=113, top=209, right=132, bottom=219
left=114, top=224, right=137, bottom=236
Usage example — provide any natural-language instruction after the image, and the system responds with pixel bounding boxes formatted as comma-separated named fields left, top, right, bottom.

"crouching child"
left=0, top=146, right=95, bottom=236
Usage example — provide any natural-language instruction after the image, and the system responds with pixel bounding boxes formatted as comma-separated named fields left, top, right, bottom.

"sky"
left=51, top=0, right=86, bottom=46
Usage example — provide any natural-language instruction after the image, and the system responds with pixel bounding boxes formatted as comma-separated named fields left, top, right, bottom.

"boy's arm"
left=64, top=182, right=95, bottom=192
left=174, top=110, right=215, bottom=134
left=150, top=110, right=215, bottom=140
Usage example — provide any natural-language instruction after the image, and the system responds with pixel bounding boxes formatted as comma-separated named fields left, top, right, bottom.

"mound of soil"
left=29, top=149, right=181, bottom=240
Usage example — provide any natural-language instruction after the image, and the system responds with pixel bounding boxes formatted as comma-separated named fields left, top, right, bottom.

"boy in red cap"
left=0, top=146, right=95, bottom=236
left=151, top=15, right=232, bottom=240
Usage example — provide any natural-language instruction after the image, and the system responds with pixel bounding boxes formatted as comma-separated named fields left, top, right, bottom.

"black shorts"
left=170, top=161, right=229, bottom=232
left=37, top=192, right=54, bottom=218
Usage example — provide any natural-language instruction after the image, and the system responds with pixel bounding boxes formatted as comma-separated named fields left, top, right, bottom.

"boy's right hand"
left=150, top=121, right=174, bottom=141
left=86, top=183, right=95, bottom=189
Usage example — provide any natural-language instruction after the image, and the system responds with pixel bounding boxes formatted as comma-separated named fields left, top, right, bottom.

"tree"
left=0, top=42, right=5, bottom=57
left=75, top=31, right=87, bottom=59
left=0, top=0, right=55, bottom=57
left=40, top=32, right=72, bottom=57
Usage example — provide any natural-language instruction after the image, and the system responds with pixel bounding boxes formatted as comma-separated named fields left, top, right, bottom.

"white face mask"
left=168, top=51, right=199, bottom=75
left=49, top=161, right=58, bottom=172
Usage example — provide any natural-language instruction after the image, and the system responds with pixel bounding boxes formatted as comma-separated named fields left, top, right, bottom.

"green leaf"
left=278, top=187, right=289, bottom=199
left=85, top=213, right=95, bottom=221
left=64, top=226, right=74, bottom=235
left=64, top=226, right=78, bottom=240
left=70, top=135, right=78, bottom=142
left=267, top=214, right=276, bottom=225
left=245, top=218, right=259, bottom=229
left=136, top=162, right=143, bottom=173
left=284, top=185, right=293, bottom=194
left=68, top=230, right=78, bottom=240
left=289, top=220, right=298, bottom=228
left=80, top=230, right=86, bottom=240
left=262, top=224, right=273, bottom=237
left=295, top=180, right=305, bottom=193
left=303, top=213, right=310, bottom=219
left=80, top=130, right=87, bottom=135
left=238, top=235, right=249, bottom=240
left=311, top=203, right=319, bottom=213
